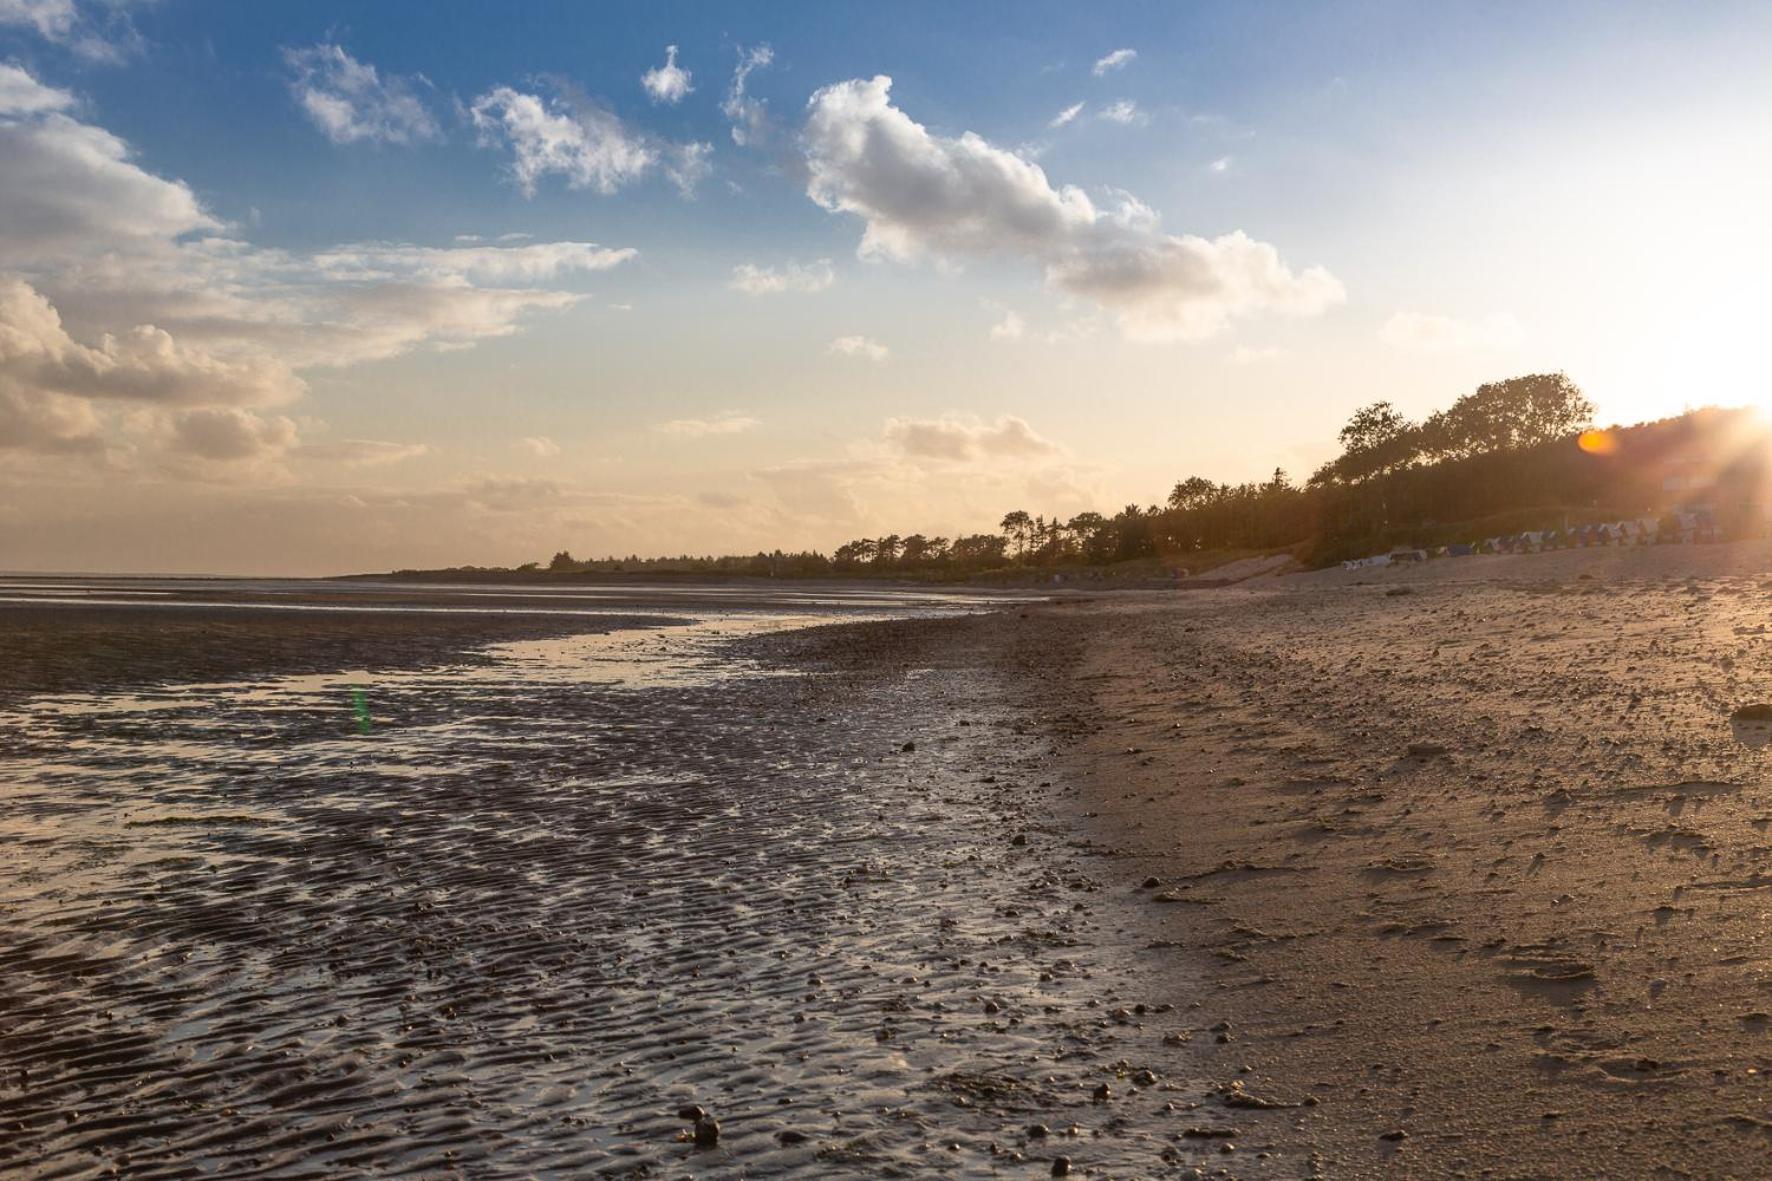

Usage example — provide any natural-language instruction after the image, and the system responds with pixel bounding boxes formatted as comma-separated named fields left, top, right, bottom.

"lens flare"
left=1578, top=428, right=1617, bottom=455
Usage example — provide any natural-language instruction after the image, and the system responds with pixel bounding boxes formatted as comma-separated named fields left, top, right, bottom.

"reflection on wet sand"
left=0, top=591, right=1215, bottom=1179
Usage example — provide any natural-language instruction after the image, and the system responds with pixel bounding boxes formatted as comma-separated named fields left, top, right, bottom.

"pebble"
left=1051, top=1156, right=1072, bottom=1177
left=693, top=1117, right=721, bottom=1148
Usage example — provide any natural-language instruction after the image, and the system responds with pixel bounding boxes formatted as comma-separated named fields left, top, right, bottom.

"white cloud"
left=517, top=435, right=561, bottom=457
left=309, top=240, right=637, bottom=284
left=658, top=413, right=759, bottom=437
left=469, top=85, right=655, bottom=196
left=988, top=307, right=1025, bottom=340
left=0, top=62, right=74, bottom=115
left=1092, top=48, right=1137, bottom=76
left=1048, top=102, right=1084, bottom=129
left=468, top=84, right=712, bottom=198
left=722, top=44, right=773, bottom=146
left=642, top=44, right=694, bottom=104
left=1379, top=310, right=1524, bottom=353
left=0, top=66, right=625, bottom=460
left=1098, top=99, right=1143, bottom=125
left=283, top=44, right=441, bottom=146
left=729, top=259, right=835, bottom=295
left=1209, top=156, right=1231, bottom=173
left=829, top=334, right=888, bottom=361
left=801, top=76, right=1344, bottom=341
left=884, top=413, right=1060, bottom=462
left=0, top=0, right=139, bottom=63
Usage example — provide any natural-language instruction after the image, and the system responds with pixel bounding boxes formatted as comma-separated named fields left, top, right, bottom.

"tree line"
left=481, top=373, right=1761, bottom=582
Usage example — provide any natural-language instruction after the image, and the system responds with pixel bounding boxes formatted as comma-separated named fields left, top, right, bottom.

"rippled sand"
left=1, top=600, right=1232, bottom=1179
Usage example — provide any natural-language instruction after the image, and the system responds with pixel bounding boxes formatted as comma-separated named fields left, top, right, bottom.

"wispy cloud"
left=469, top=83, right=711, bottom=197
left=283, top=44, right=441, bottom=146
left=729, top=259, right=835, bottom=295
left=829, top=334, right=888, bottom=361
left=1092, top=48, right=1137, bottom=76
left=517, top=435, right=561, bottom=457
left=658, top=413, right=759, bottom=437
left=1048, top=101, right=1084, bottom=129
left=722, top=44, right=774, bottom=146
left=1098, top=99, right=1143, bottom=125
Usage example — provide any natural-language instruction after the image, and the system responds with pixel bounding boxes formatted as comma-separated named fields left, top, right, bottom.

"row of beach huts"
left=1340, top=510, right=1720, bottom=570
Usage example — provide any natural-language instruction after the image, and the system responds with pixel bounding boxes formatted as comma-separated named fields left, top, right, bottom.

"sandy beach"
left=5, top=556, right=1772, bottom=1179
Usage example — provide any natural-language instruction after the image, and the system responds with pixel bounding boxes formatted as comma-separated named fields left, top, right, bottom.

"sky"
left=2, top=0, right=1770, bottom=575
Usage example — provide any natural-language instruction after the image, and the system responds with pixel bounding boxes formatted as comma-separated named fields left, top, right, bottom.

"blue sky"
left=3, top=1, right=1770, bottom=573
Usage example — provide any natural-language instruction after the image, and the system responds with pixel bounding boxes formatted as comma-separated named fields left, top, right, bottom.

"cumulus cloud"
left=642, top=44, right=693, bottom=104
left=829, top=334, right=888, bottom=361
left=0, top=66, right=630, bottom=465
left=283, top=44, right=441, bottom=146
left=167, top=406, right=298, bottom=461
left=0, top=102, right=220, bottom=267
left=517, top=435, right=561, bottom=457
left=884, top=413, right=1060, bottom=462
left=1098, top=99, right=1143, bottom=125
left=0, top=62, right=74, bottom=115
left=728, top=259, right=834, bottom=295
left=722, top=44, right=773, bottom=145
left=658, top=413, right=758, bottom=437
left=801, top=76, right=1344, bottom=341
left=466, top=83, right=715, bottom=198
left=1047, top=102, right=1084, bottom=129
left=297, top=437, right=428, bottom=465
left=0, top=278, right=305, bottom=458
left=1379, top=310, right=1523, bottom=353
left=1092, top=48, right=1137, bottom=76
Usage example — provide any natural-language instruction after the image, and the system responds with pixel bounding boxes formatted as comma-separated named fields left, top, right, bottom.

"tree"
left=951, top=533, right=1009, bottom=565
left=1329, top=401, right=1420, bottom=482
left=548, top=550, right=579, bottom=572
left=1422, top=372, right=1594, bottom=458
left=999, top=509, right=1033, bottom=558
left=1167, top=476, right=1219, bottom=511
left=874, top=534, right=902, bottom=565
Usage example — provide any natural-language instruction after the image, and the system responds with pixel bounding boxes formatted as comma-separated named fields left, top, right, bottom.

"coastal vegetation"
left=392, top=375, right=1768, bottom=582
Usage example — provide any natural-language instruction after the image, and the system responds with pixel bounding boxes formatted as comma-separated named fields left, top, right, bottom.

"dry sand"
left=1012, top=544, right=1772, bottom=1178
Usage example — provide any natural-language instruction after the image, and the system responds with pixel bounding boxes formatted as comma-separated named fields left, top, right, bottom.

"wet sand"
left=1, top=593, right=1216, bottom=1179
left=7, top=555, right=1772, bottom=1178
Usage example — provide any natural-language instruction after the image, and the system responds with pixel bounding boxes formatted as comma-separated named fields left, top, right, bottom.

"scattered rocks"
left=692, top=1117, right=721, bottom=1148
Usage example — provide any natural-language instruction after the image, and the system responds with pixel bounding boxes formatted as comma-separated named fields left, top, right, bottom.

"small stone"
left=677, top=1105, right=705, bottom=1122
left=901, top=741, right=917, bottom=752
left=1379, top=1129, right=1407, bottom=1141
left=776, top=1129, right=809, bottom=1145
left=1405, top=742, right=1448, bottom=758
left=1092, top=1083, right=1112, bottom=1102
left=693, top=1117, right=721, bottom=1148
left=1051, top=1156, right=1072, bottom=1177
left=1133, top=1069, right=1158, bottom=1087
left=1141, top=876, right=1162, bottom=889
left=1026, top=1123, right=1049, bottom=1138
left=1011, top=833, right=1028, bottom=846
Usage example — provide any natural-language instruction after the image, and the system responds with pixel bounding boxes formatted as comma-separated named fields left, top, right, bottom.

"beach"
left=4, top=560, right=1772, bottom=1178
